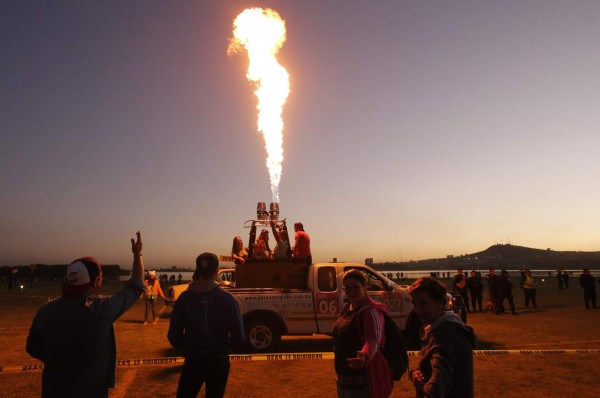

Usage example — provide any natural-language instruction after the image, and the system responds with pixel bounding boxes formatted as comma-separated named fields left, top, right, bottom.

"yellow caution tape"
left=3, top=349, right=599, bottom=372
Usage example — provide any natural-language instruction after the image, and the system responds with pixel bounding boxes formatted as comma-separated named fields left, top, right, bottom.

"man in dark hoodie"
left=26, top=231, right=145, bottom=398
left=408, top=277, right=475, bottom=398
left=168, top=252, right=244, bottom=398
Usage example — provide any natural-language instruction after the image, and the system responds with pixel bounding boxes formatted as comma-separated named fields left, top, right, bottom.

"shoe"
left=152, top=320, right=158, bottom=325
left=143, top=321, right=149, bottom=325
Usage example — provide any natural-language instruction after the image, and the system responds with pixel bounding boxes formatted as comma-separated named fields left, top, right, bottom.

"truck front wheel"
left=244, top=317, right=282, bottom=353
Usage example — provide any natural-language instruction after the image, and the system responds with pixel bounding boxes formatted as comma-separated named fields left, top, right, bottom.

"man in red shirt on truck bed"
left=293, top=222, right=312, bottom=265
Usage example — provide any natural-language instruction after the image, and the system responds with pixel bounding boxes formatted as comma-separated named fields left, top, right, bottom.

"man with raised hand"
left=27, top=231, right=146, bottom=398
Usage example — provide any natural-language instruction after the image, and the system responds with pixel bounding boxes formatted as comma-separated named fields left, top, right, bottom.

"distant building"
left=365, top=258, right=374, bottom=265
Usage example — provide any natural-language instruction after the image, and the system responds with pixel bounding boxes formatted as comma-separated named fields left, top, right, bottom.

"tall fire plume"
left=228, top=8, right=290, bottom=203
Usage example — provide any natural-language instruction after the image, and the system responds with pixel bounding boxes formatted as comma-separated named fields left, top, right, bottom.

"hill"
left=373, top=244, right=600, bottom=271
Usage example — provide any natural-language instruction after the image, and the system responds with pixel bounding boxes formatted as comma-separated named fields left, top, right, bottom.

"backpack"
left=380, top=312, right=409, bottom=381
left=355, top=305, right=409, bottom=381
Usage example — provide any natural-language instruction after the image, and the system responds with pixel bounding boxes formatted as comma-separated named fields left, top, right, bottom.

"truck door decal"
left=315, top=266, right=339, bottom=316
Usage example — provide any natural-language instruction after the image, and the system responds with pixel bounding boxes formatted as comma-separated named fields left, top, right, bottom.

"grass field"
left=1, top=277, right=599, bottom=397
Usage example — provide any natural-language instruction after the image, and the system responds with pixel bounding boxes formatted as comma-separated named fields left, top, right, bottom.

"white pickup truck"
left=166, top=260, right=423, bottom=352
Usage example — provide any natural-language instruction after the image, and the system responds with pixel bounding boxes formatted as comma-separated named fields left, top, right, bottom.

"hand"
left=346, top=351, right=367, bottom=369
left=411, top=370, right=425, bottom=393
left=131, top=231, right=143, bottom=255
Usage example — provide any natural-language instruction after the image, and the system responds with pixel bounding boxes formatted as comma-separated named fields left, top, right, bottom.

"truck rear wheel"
left=244, top=317, right=282, bottom=353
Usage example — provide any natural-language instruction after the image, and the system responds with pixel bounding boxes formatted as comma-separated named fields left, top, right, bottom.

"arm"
left=26, top=311, right=45, bottom=361
left=94, top=232, right=145, bottom=321
left=227, top=295, right=245, bottom=349
left=131, top=231, right=144, bottom=280
left=348, top=307, right=384, bottom=369
left=270, top=221, right=282, bottom=244
left=167, top=295, right=185, bottom=348
left=360, top=307, right=384, bottom=360
left=422, top=335, right=459, bottom=397
left=156, top=280, right=166, bottom=300
left=247, top=222, right=256, bottom=257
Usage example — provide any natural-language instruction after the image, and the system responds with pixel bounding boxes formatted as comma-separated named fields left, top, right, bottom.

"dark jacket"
left=168, top=280, right=244, bottom=358
left=497, top=276, right=513, bottom=295
left=466, top=276, right=483, bottom=294
left=579, top=274, right=596, bottom=291
left=26, top=278, right=145, bottom=398
left=413, top=313, right=476, bottom=398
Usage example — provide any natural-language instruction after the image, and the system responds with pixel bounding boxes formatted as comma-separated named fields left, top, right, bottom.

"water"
left=120, top=268, right=597, bottom=282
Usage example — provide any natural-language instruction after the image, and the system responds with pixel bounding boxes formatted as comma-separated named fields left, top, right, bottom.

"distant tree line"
left=0, top=264, right=129, bottom=280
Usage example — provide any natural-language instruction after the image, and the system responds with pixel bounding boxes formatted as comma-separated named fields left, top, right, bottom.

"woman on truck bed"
left=332, top=269, right=393, bottom=398
left=231, top=236, right=248, bottom=265
left=270, top=220, right=292, bottom=260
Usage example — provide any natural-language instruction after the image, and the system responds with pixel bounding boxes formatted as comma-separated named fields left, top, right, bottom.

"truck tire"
left=404, top=312, right=423, bottom=351
left=244, top=317, right=282, bottom=353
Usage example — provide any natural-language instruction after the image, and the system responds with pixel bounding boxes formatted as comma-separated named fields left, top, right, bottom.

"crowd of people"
left=22, top=230, right=598, bottom=397
left=231, top=220, right=311, bottom=265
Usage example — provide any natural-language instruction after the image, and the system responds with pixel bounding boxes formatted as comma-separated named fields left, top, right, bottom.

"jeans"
left=176, top=355, right=230, bottom=398
left=145, top=299, right=156, bottom=322
left=523, top=288, right=537, bottom=308
left=336, top=381, right=369, bottom=398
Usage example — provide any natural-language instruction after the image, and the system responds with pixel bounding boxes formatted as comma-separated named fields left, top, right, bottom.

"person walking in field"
left=143, top=270, right=165, bottom=325
left=168, top=252, right=244, bottom=398
left=26, top=232, right=145, bottom=398
left=519, top=268, right=538, bottom=310
left=579, top=267, right=597, bottom=309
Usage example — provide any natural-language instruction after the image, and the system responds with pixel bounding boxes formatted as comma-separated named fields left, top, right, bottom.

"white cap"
left=66, top=261, right=91, bottom=286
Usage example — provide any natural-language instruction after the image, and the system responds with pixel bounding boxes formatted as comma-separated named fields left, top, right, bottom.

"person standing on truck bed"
left=168, top=252, right=244, bottom=398
left=271, top=220, right=293, bottom=260
left=293, top=222, right=312, bottom=265
left=332, top=269, right=393, bottom=398
left=231, top=236, right=248, bottom=265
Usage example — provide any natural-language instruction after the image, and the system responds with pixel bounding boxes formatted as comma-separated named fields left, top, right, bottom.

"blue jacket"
left=168, top=280, right=244, bottom=358
left=26, top=278, right=145, bottom=397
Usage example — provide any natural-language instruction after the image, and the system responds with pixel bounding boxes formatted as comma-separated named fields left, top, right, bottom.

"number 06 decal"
left=316, top=294, right=339, bottom=315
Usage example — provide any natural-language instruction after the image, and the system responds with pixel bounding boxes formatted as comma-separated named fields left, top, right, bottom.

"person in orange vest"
left=144, top=270, right=165, bottom=325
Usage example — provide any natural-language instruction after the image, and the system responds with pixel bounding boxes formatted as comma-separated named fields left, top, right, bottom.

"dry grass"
left=1, top=278, right=599, bottom=397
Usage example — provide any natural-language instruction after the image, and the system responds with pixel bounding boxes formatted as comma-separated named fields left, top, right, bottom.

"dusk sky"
left=2, top=1, right=599, bottom=269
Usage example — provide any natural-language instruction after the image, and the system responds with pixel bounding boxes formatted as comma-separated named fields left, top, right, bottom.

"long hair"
left=231, top=236, right=243, bottom=255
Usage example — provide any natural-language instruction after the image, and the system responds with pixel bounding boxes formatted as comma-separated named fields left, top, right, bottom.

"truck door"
left=313, top=265, right=341, bottom=333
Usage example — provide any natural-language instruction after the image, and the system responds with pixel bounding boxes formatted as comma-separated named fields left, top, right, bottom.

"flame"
left=228, top=8, right=290, bottom=203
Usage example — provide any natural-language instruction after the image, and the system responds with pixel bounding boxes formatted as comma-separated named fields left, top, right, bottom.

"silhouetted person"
left=579, top=268, right=597, bottom=309
left=496, top=270, right=517, bottom=315
left=168, top=253, right=244, bottom=398
left=466, top=270, right=483, bottom=312
left=557, top=271, right=564, bottom=290
left=26, top=232, right=145, bottom=397
left=452, top=268, right=470, bottom=313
